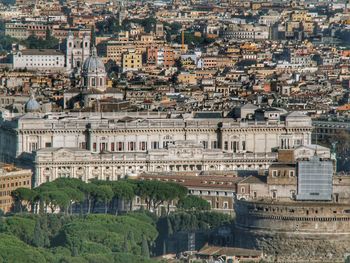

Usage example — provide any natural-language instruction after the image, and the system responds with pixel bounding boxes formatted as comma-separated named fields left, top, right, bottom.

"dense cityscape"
left=0, top=0, right=349, bottom=262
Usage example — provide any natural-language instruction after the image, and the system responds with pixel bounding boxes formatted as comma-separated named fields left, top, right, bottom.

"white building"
left=0, top=111, right=313, bottom=158
left=0, top=109, right=314, bottom=186
left=34, top=141, right=277, bottom=186
left=12, top=49, right=65, bottom=71
left=65, top=32, right=91, bottom=72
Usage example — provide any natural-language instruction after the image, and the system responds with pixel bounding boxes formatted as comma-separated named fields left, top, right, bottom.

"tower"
left=181, top=30, right=185, bottom=52
left=65, top=32, right=90, bottom=73
left=155, top=23, right=164, bottom=38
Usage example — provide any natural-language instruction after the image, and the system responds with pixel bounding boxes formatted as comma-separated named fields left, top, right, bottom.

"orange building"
left=0, top=164, right=32, bottom=213
left=147, top=46, right=175, bottom=67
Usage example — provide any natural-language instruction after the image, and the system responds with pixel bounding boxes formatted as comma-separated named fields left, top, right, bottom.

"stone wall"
left=234, top=200, right=350, bottom=261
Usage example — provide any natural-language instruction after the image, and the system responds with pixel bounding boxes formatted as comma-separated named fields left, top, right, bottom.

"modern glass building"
left=296, top=156, right=333, bottom=201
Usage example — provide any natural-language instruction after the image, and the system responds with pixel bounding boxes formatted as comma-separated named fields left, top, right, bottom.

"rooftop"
left=18, top=49, right=64, bottom=56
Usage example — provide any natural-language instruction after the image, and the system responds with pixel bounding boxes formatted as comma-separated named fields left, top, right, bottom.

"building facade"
left=122, top=49, right=142, bottom=72
left=33, top=142, right=272, bottom=186
left=65, top=32, right=91, bottom=72
left=0, top=111, right=313, bottom=164
left=12, top=49, right=65, bottom=71
left=0, top=164, right=32, bottom=213
left=0, top=110, right=312, bottom=186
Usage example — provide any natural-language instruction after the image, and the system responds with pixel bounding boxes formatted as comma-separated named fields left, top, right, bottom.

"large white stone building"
left=12, top=49, right=65, bottom=71
left=0, top=110, right=313, bottom=185
left=34, top=141, right=278, bottom=186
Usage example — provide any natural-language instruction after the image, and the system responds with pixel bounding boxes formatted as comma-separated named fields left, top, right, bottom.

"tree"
left=141, top=234, right=150, bottom=258
left=0, top=35, right=18, bottom=52
left=164, top=182, right=187, bottom=214
left=92, top=185, right=113, bottom=214
left=47, top=191, right=70, bottom=214
left=135, top=180, right=188, bottom=213
left=32, top=219, right=44, bottom=247
left=78, top=182, right=97, bottom=214
left=177, top=195, right=211, bottom=211
left=21, top=34, right=59, bottom=49
left=11, top=188, right=35, bottom=213
left=111, top=180, right=135, bottom=214
left=63, top=187, right=84, bottom=214
left=123, top=235, right=129, bottom=253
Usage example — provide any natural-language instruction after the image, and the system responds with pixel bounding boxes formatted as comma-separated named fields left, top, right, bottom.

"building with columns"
left=34, top=141, right=278, bottom=186
left=0, top=109, right=313, bottom=186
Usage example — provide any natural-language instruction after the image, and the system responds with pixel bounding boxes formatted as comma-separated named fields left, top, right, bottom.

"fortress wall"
left=234, top=200, right=350, bottom=261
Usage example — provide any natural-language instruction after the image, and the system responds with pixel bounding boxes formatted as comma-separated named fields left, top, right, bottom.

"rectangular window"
left=128, top=142, right=135, bottom=151
left=272, top=170, right=278, bottom=177
left=242, top=141, right=246, bottom=151
left=289, top=170, right=295, bottom=177
left=117, top=142, right=124, bottom=151
left=202, top=141, right=208, bottom=149
left=232, top=141, right=238, bottom=153
left=93, top=143, right=97, bottom=152
left=211, top=141, right=218, bottom=149
left=139, top=141, right=147, bottom=151
left=224, top=141, right=228, bottom=150
left=151, top=141, right=159, bottom=149
left=111, top=142, right=115, bottom=151
left=45, top=142, right=51, bottom=148
left=100, top=143, right=107, bottom=152
left=80, top=142, right=86, bottom=149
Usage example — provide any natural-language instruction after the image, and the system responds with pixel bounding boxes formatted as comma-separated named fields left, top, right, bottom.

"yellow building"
left=122, top=49, right=142, bottom=73
left=292, top=11, right=312, bottom=22
left=177, top=72, right=197, bottom=85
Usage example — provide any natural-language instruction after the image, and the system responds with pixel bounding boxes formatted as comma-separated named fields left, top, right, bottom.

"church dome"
left=82, top=46, right=105, bottom=74
left=25, top=94, right=40, bottom=113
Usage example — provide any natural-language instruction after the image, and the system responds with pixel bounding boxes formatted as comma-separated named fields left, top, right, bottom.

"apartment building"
left=0, top=164, right=32, bottom=213
left=122, top=49, right=142, bottom=72
left=147, top=46, right=175, bottom=67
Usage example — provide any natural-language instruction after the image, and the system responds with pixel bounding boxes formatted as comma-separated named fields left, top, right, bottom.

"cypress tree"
left=33, top=219, right=44, bottom=247
left=123, top=235, right=129, bottom=253
left=141, top=234, right=150, bottom=258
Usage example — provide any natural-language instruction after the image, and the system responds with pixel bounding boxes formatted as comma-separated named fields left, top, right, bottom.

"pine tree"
left=141, top=234, right=150, bottom=258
